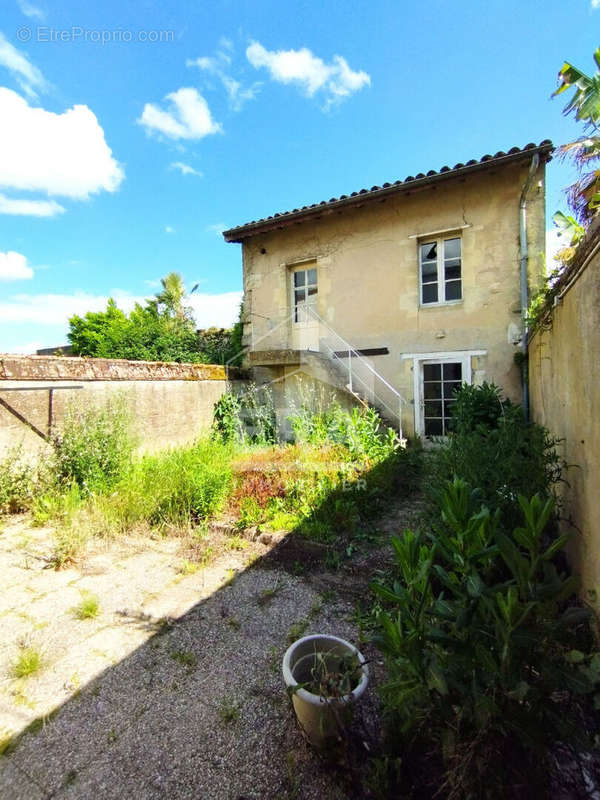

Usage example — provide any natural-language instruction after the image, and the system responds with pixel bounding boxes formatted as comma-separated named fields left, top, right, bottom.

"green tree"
left=68, top=275, right=241, bottom=365
left=153, top=271, right=189, bottom=322
left=553, top=47, right=600, bottom=223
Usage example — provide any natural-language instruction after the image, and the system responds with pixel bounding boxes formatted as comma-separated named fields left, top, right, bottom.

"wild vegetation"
left=367, top=383, right=599, bottom=798
left=68, top=272, right=243, bottom=365
left=1, top=378, right=597, bottom=798
left=528, top=47, right=600, bottom=329
left=0, top=384, right=418, bottom=570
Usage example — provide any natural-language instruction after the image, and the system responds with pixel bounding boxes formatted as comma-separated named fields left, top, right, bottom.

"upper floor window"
left=419, top=237, right=462, bottom=305
left=293, top=266, right=317, bottom=322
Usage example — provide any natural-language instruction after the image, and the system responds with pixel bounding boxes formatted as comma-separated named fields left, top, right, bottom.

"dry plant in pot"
left=282, top=634, right=369, bottom=748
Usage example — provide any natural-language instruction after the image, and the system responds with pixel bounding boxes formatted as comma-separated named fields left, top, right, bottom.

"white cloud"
left=0, top=289, right=242, bottom=331
left=17, top=0, right=45, bottom=20
left=0, top=250, right=34, bottom=280
left=0, top=32, right=48, bottom=97
left=0, top=88, right=124, bottom=201
left=188, top=290, right=242, bottom=328
left=246, top=41, right=370, bottom=106
left=592, top=0, right=600, bottom=9
left=165, top=225, right=175, bottom=234
left=188, top=56, right=221, bottom=72
left=0, top=192, right=65, bottom=216
left=9, top=340, right=43, bottom=354
left=0, top=290, right=145, bottom=326
left=170, top=161, right=203, bottom=177
left=138, top=88, right=222, bottom=140
left=187, top=48, right=261, bottom=111
left=221, top=76, right=261, bottom=111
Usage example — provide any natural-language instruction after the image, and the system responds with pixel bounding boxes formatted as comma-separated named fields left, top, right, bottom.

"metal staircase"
left=245, top=305, right=409, bottom=440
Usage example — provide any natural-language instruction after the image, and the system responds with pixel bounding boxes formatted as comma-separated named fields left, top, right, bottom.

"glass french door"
left=421, top=361, right=462, bottom=436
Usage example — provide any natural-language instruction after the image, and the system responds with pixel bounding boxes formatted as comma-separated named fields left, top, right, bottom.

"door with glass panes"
left=290, top=265, right=319, bottom=351
left=420, top=360, right=463, bottom=437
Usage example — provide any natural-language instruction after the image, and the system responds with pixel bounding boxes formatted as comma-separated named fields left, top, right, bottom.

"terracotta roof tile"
left=223, top=140, right=553, bottom=242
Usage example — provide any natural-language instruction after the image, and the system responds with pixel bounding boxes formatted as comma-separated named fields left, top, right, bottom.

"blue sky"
left=0, top=0, right=597, bottom=352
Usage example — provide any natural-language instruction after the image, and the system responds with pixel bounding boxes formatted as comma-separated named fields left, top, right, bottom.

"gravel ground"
left=0, top=499, right=421, bottom=799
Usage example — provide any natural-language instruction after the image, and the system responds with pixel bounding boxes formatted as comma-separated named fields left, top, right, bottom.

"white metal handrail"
left=305, top=306, right=408, bottom=406
left=245, top=305, right=407, bottom=439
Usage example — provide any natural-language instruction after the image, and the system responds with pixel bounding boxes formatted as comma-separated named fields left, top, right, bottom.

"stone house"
left=223, top=141, right=552, bottom=439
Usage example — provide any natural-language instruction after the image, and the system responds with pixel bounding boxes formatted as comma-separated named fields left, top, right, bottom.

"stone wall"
left=0, top=355, right=245, bottom=461
left=529, top=219, right=600, bottom=614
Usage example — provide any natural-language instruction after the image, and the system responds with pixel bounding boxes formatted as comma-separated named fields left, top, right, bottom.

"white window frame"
left=402, top=350, right=486, bottom=437
left=418, top=235, right=462, bottom=307
left=291, top=265, right=318, bottom=324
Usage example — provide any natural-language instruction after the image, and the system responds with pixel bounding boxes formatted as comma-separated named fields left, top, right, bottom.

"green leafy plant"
left=218, top=695, right=240, bottom=723
left=305, top=649, right=363, bottom=698
left=0, top=447, right=37, bottom=514
left=211, top=392, right=243, bottom=443
left=428, top=384, right=561, bottom=532
left=288, top=398, right=400, bottom=461
left=170, top=650, right=197, bottom=668
left=372, top=479, right=599, bottom=798
left=553, top=47, right=600, bottom=223
left=52, top=398, right=134, bottom=495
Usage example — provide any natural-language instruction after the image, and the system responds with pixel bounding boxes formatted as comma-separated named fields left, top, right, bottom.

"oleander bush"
left=427, top=383, right=562, bottom=531
left=372, top=479, right=599, bottom=798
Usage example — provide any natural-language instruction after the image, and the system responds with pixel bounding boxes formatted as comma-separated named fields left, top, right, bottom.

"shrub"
left=0, top=447, right=37, bottom=514
left=372, top=479, right=599, bottom=798
left=212, top=384, right=277, bottom=445
left=52, top=398, right=134, bottom=495
left=428, top=384, right=561, bottom=530
left=448, top=381, right=513, bottom=435
left=212, top=392, right=243, bottom=443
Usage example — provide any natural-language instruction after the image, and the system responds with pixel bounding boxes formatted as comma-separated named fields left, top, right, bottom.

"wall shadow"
left=0, top=449, right=422, bottom=800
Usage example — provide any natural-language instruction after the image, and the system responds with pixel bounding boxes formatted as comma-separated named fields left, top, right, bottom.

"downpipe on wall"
left=519, top=153, right=540, bottom=422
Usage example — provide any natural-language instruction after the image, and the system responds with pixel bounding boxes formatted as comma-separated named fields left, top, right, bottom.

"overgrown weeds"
left=0, top=447, right=38, bottom=514
left=52, top=397, right=134, bottom=496
left=72, top=592, right=100, bottom=620
left=11, top=645, right=44, bottom=679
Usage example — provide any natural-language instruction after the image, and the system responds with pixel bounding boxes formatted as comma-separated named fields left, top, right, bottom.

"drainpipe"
left=519, top=153, right=540, bottom=421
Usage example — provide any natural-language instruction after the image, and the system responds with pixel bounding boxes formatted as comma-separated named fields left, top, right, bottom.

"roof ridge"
left=223, top=140, right=553, bottom=242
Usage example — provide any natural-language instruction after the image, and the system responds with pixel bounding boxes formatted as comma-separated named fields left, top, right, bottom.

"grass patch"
left=178, top=559, right=199, bottom=575
left=287, top=619, right=309, bottom=644
left=170, top=650, right=197, bottom=668
left=11, top=645, right=43, bottom=679
left=218, top=695, right=240, bottom=723
left=225, top=534, right=248, bottom=551
left=73, top=592, right=100, bottom=620
left=0, top=729, right=15, bottom=756
left=257, top=580, right=284, bottom=606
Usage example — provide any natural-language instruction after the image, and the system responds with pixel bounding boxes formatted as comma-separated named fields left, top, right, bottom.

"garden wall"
left=529, top=219, right=600, bottom=614
left=0, top=355, right=246, bottom=461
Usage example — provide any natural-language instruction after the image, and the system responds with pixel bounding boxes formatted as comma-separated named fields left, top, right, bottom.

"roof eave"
left=223, top=142, right=553, bottom=243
